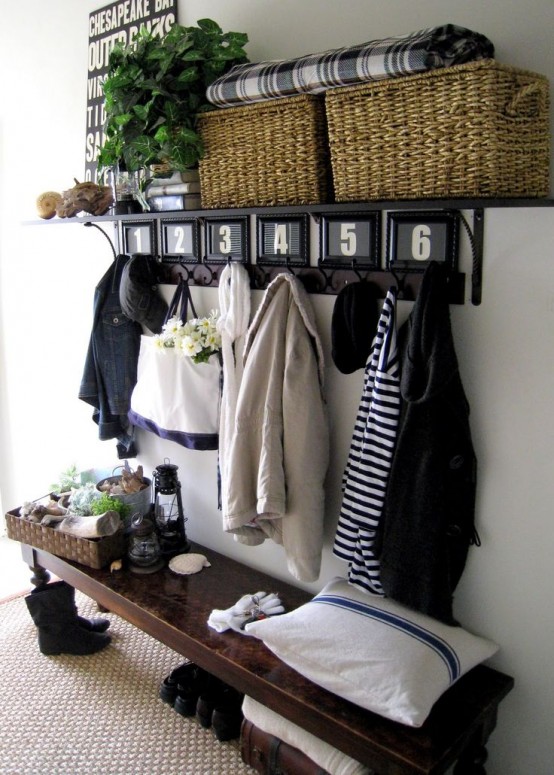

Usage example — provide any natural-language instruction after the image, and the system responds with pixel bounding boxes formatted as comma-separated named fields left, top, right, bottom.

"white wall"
left=1, top=2, right=553, bottom=773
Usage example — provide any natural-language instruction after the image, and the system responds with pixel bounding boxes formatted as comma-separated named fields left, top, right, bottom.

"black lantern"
left=153, top=459, right=190, bottom=557
left=127, top=513, right=164, bottom=575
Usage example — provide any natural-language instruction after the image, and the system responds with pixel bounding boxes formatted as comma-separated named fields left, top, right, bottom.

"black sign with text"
left=85, top=0, right=177, bottom=184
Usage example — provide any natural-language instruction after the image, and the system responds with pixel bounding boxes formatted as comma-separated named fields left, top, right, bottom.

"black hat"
left=331, top=282, right=379, bottom=374
left=120, top=254, right=168, bottom=334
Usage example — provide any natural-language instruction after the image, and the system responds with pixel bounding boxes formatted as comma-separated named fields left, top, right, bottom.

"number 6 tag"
left=411, top=224, right=432, bottom=261
left=387, top=211, right=459, bottom=272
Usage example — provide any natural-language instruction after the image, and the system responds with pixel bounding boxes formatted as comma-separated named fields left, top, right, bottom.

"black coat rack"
left=28, top=196, right=554, bottom=306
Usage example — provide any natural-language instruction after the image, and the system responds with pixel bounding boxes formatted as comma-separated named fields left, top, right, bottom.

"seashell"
left=169, top=553, right=211, bottom=575
left=36, top=191, right=62, bottom=219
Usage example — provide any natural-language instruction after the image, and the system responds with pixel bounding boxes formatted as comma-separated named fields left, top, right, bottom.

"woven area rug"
left=0, top=591, right=256, bottom=775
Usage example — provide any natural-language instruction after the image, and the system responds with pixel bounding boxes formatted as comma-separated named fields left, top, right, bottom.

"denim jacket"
left=79, top=254, right=142, bottom=458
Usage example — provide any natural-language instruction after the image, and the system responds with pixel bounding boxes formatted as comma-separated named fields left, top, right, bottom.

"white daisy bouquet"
left=154, top=309, right=222, bottom=364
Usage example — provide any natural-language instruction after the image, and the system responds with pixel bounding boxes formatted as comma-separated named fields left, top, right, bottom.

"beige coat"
left=224, top=274, right=329, bottom=582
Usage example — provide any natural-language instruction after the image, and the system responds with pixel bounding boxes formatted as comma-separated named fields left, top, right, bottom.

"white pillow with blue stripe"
left=245, top=577, right=498, bottom=727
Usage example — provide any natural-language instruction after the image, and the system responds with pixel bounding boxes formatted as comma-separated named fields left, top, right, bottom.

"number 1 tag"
left=123, top=223, right=154, bottom=255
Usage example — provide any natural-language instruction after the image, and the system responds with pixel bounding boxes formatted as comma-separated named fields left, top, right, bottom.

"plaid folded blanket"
left=206, top=24, right=494, bottom=108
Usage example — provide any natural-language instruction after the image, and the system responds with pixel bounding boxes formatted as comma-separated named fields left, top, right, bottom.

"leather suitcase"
left=240, top=719, right=330, bottom=775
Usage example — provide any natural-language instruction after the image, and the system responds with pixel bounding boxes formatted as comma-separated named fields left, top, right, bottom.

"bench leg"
left=19, top=544, right=110, bottom=615
left=453, top=740, right=488, bottom=775
left=20, top=544, right=51, bottom=588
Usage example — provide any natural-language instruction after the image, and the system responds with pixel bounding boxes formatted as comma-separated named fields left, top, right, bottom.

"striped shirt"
left=333, top=289, right=400, bottom=594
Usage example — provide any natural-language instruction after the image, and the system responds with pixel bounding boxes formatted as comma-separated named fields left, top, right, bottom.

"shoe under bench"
left=20, top=541, right=513, bottom=775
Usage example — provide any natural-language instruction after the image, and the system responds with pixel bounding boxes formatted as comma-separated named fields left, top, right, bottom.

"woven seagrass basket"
left=325, top=59, right=550, bottom=201
left=197, top=94, right=330, bottom=208
left=5, top=508, right=126, bottom=569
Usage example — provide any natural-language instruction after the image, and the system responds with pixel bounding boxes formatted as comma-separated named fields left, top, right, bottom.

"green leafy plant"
left=97, top=19, right=249, bottom=176
left=51, top=464, right=80, bottom=494
left=90, top=492, right=131, bottom=520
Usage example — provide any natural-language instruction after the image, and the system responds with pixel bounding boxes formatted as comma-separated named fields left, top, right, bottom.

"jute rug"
left=0, top=591, right=256, bottom=775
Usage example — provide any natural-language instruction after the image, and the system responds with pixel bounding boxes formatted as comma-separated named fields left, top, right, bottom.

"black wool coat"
left=376, top=262, right=477, bottom=625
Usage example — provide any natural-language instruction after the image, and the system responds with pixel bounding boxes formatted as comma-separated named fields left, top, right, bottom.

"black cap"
left=120, top=254, right=168, bottom=334
left=331, top=282, right=379, bottom=374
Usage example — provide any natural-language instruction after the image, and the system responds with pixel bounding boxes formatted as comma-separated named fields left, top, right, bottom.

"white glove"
left=207, top=591, right=266, bottom=633
left=232, top=591, right=268, bottom=616
left=255, top=593, right=285, bottom=617
left=207, top=591, right=285, bottom=634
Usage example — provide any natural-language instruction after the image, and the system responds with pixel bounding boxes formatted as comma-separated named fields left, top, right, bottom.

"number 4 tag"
left=273, top=224, right=289, bottom=254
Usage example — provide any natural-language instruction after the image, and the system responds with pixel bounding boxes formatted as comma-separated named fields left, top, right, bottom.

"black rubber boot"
left=29, top=581, right=110, bottom=633
left=25, top=582, right=111, bottom=655
left=77, top=615, right=110, bottom=633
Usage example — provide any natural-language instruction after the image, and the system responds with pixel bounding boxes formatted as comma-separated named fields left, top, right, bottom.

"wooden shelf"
left=23, top=196, right=554, bottom=227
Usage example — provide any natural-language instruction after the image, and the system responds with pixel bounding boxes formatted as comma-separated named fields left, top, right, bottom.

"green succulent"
left=67, top=482, right=101, bottom=516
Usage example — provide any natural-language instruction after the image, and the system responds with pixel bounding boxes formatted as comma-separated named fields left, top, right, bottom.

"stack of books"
left=145, top=170, right=202, bottom=211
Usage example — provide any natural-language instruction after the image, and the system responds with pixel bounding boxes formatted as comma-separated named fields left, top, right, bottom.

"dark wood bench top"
left=21, top=542, right=513, bottom=775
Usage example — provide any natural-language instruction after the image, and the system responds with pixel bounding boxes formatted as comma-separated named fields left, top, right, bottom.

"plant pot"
left=111, top=165, right=145, bottom=214
left=96, top=474, right=152, bottom=528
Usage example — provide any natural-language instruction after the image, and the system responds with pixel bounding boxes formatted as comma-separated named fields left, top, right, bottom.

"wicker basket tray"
left=5, top=508, right=126, bottom=570
left=325, top=59, right=550, bottom=201
left=197, top=94, right=330, bottom=208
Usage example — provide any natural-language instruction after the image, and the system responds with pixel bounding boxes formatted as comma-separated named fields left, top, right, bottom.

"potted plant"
left=97, top=18, right=249, bottom=180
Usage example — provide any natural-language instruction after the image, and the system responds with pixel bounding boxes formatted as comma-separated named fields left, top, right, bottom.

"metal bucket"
left=96, top=474, right=152, bottom=526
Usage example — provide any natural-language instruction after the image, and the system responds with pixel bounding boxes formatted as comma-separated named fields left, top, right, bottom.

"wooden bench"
left=20, top=542, right=513, bottom=775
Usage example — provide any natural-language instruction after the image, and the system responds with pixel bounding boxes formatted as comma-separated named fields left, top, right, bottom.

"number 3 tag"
left=205, top=217, right=248, bottom=263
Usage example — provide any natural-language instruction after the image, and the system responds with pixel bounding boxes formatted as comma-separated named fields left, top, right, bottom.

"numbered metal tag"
left=257, top=214, right=308, bottom=266
left=122, top=221, right=156, bottom=255
left=387, top=211, right=459, bottom=271
left=161, top=218, right=200, bottom=263
left=320, top=212, right=380, bottom=268
left=205, top=216, right=248, bottom=263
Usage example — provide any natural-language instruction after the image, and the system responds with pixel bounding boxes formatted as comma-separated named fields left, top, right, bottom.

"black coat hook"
left=389, top=266, right=407, bottom=298
left=351, top=259, right=363, bottom=282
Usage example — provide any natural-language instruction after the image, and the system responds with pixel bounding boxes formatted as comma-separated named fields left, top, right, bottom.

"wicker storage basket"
left=197, top=94, right=330, bottom=208
left=325, top=59, right=550, bottom=201
left=5, top=508, right=126, bottom=570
